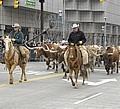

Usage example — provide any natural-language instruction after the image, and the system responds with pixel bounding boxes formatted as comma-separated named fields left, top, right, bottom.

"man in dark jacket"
left=9, top=23, right=29, bottom=64
left=68, top=23, right=86, bottom=45
left=64, top=23, right=88, bottom=66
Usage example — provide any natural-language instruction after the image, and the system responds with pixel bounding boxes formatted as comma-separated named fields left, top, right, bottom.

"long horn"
left=24, top=42, right=41, bottom=50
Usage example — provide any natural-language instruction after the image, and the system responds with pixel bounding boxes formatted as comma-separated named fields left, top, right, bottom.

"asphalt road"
left=0, top=62, right=120, bottom=109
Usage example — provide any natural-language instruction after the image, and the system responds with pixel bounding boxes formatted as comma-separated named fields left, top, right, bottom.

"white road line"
left=94, top=69, right=106, bottom=72
left=0, top=70, right=54, bottom=75
left=62, top=78, right=117, bottom=86
left=74, top=92, right=103, bottom=104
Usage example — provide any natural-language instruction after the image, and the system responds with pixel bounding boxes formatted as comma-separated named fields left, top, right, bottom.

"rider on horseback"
left=68, top=23, right=86, bottom=45
left=9, top=23, right=28, bottom=64
left=64, top=23, right=88, bottom=66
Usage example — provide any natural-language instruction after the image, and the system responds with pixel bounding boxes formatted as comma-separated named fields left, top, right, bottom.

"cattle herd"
left=2, top=38, right=120, bottom=87
left=25, top=42, right=120, bottom=88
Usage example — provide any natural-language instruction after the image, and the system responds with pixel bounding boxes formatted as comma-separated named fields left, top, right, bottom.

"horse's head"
left=68, top=45, right=77, bottom=60
left=3, top=36, right=13, bottom=52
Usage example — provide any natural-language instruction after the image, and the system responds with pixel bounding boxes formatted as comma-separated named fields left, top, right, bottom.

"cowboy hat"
left=72, top=23, right=79, bottom=29
left=12, top=23, right=20, bottom=28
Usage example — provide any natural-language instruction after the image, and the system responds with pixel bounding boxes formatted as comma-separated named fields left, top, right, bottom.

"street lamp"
left=39, top=0, right=45, bottom=43
left=104, top=17, right=107, bottom=47
left=58, top=10, right=62, bottom=41
left=62, top=0, right=65, bottom=40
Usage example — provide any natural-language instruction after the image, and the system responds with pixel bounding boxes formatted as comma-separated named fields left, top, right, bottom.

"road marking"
left=0, top=73, right=63, bottom=88
left=94, top=69, right=106, bottom=72
left=88, top=78, right=117, bottom=86
left=74, top=92, right=103, bottom=104
left=0, top=70, right=54, bottom=75
left=0, top=84, right=8, bottom=88
left=28, top=73, right=63, bottom=82
left=62, top=78, right=117, bottom=86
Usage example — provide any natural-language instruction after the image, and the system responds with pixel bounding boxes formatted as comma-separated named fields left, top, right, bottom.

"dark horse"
left=66, top=44, right=86, bottom=88
left=103, top=46, right=119, bottom=75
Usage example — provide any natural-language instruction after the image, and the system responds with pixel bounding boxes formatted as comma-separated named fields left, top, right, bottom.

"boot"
left=22, top=57, right=26, bottom=64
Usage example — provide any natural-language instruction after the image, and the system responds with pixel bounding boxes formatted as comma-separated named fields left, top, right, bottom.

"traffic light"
left=0, top=0, right=2, bottom=6
left=39, top=0, right=45, bottom=3
left=99, top=0, right=105, bottom=3
left=14, top=0, right=19, bottom=8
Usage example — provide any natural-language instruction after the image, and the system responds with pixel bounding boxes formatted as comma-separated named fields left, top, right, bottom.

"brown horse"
left=67, top=44, right=84, bottom=88
left=103, top=46, right=119, bottom=75
left=3, top=36, right=29, bottom=84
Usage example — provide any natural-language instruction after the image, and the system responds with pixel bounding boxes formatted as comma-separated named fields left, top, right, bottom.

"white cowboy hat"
left=12, top=23, right=20, bottom=28
left=72, top=23, right=79, bottom=29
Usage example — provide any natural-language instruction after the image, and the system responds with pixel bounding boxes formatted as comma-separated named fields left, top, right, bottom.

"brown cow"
left=36, top=46, right=59, bottom=72
left=103, top=46, right=119, bottom=75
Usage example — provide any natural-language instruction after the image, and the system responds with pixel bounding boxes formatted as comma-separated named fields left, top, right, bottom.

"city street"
left=0, top=62, right=120, bottom=109
left=1, top=0, right=120, bottom=109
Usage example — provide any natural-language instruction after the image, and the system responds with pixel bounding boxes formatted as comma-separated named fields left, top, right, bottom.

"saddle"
left=79, top=46, right=89, bottom=65
left=14, top=46, right=27, bottom=64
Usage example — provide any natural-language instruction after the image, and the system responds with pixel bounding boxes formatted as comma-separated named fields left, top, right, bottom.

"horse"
left=3, top=36, right=29, bottom=84
left=103, top=46, right=119, bottom=75
left=66, top=44, right=86, bottom=88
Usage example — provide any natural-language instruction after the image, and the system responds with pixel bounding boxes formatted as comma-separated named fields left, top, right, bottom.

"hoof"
left=63, top=76, right=67, bottom=79
left=9, top=82, right=13, bottom=84
left=19, top=80, right=22, bottom=83
left=74, top=84, right=78, bottom=89
left=55, top=71, right=58, bottom=73
left=24, top=79, right=27, bottom=81
left=72, top=83, right=75, bottom=86
left=74, top=86, right=78, bottom=89
left=47, top=68, right=49, bottom=70
left=9, top=79, right=13, bottom=84
left=82, top=83, right=85, bottom=85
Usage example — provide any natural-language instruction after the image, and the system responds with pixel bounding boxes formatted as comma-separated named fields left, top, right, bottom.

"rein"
left=5, top=50, right=15, bottom=62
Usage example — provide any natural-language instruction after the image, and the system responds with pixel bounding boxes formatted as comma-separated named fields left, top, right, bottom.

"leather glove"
left=11, top=38, right=15, bottom=41
left=79, top=41, right=83, bottom=45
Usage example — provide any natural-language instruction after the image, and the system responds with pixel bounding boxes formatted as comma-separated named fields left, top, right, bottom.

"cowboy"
left=68, top=23, right=86, bottom=45
left=64, top=23, right=89, bottom=66
left=9, top=23, right=29, bottom=64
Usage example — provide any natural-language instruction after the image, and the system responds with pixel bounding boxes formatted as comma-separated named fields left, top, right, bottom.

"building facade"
left=65, top=0, right=120, bottom=46
left=0, top=0, right=63, bottom=42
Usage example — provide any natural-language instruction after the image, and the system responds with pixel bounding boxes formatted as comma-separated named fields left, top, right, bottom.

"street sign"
left=25, top=0, right=36, bottom=8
